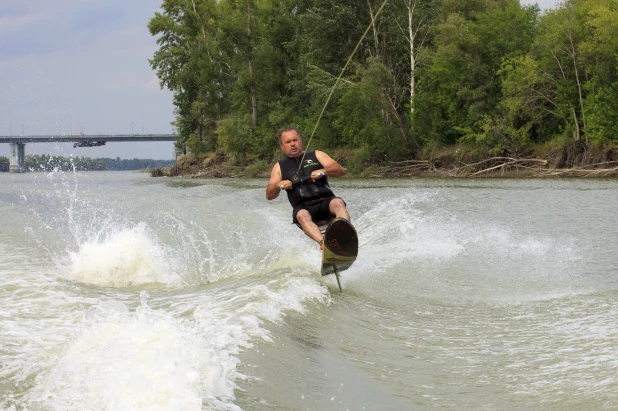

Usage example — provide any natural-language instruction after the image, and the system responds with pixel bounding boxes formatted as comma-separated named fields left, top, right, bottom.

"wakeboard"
left=319, top=218, right=358, bottom=291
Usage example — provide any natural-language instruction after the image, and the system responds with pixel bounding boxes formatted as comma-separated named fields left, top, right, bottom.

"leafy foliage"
left=0, top=156, right=9, bottom=172
left=148, top=0, right=618, bottom=166
left=2, top=156, right=175, bottom=172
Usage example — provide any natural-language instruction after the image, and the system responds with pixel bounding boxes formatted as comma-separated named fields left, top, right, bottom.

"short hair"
left=278, top=127, right=301, bottom=143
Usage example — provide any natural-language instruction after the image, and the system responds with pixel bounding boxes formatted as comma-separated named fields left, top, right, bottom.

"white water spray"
left=66, top=223, right=182, bottom=287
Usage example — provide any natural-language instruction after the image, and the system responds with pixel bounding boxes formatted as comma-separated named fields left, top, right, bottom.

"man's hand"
left=279, top=180, right=292, bottom=190
left=314, top=151, right=346, bottom=178
left=310, top=170, right=325, bottom=182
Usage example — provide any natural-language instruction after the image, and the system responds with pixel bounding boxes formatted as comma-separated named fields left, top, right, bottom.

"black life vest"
left=279, top=150, right=335, bottom=208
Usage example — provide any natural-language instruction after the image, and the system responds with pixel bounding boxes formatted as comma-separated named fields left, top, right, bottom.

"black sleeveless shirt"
left=279, top=150, right=335, bottom=208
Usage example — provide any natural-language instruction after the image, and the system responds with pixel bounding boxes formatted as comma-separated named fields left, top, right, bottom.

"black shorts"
left=292, top=196, right=345, bottom=228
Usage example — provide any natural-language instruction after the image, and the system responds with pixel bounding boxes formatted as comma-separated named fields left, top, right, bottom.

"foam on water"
left=21, top=275, right=329, bottom=411
left=1, top=172, right=333, bottom=410
left=344, top=191, right=581, bottom=302
left=65, top=223, right=183, bottom=287
left=25, top=293, right=232, bottom=411
left=4, top=174, right=618, bottom=409
left=12, top=171, right=320, bottom=292
left=18, top=172, right=220, bottom=288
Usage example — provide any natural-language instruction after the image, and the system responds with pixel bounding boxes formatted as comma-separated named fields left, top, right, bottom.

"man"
left=266, top=128, right=350, bottom=247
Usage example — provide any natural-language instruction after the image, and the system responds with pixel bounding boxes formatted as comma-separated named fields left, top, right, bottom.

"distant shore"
left=151, top=142, right=618, bottom=179
left=151, top=156, right=618, bottom=179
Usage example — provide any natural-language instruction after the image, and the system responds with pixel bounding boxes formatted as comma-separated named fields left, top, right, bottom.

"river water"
left=1, top=171, right=617, bottom=410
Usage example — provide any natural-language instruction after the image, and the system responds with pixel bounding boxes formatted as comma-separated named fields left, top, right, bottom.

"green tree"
left=579, top=0, right=618, bottom=143
left=149, top=0, right=230, bottom=154
left=414, top=0, right=538, bottom=149
left=501, top=0, right=592, bottom=145
left=217, top=113, right=255, bottom=164
left=0, top=156, right=9, bottom=172
left=334, top=58, right=410, bottom=159
left=220, top=0, right=302, bottom=158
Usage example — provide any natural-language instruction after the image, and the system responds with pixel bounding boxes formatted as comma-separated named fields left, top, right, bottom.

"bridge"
left=0, top=134, right=177, bottom=173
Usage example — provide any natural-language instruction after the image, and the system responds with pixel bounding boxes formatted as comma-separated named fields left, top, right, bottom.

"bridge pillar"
left=9, top=142, right=26, bottom=173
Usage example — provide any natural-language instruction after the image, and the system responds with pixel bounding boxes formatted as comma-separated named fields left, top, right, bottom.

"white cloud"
left=144, top=76, right=162, bottom=90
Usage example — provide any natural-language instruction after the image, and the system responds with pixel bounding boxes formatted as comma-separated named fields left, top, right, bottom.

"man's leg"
left=329, top=198, right=350, bottom=221
left=296, top=209, right=323, bottom=243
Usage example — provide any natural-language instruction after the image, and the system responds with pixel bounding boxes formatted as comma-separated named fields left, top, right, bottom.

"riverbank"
left=151, top=141, right=618, bottom=179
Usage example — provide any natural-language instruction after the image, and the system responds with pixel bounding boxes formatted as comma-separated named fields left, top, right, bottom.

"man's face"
left=280, top=130, right=303, bottom=158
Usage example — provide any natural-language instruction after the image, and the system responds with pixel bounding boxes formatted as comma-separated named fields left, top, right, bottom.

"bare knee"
left=296, top=210, right=312, bottom=225
left=329, top=198, right=346, bottom=213
left=329, top=198, right=350, bottom=220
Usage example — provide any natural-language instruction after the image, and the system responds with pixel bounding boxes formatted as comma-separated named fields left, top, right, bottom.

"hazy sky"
left=1, top=0, right=557, bottom=161
left=522, top=0, right=559, bottom=10
left=0, top=0, right=175, bottom=159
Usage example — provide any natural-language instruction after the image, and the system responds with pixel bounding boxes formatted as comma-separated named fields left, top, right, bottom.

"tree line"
left=0, top=156, right=174, bottom=172
left=149, top=0, right=618, bottom=166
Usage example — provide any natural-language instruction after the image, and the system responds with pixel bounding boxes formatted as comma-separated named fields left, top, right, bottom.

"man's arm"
left=266, top=163, right=284, bottom=200
left=312, top=150, right=346, bottom=180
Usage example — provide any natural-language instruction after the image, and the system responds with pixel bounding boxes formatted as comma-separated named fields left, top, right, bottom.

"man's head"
left=279, top=128, right=303, bottom=158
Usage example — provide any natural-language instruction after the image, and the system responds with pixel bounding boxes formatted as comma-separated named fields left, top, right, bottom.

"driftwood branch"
left=468, top=158, right=548, bottom=176
left=536, top=167, right=618, bottom=178
left=373, top=160, right=435, bottom=177
left=366, top=155, right=618, bottom=178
